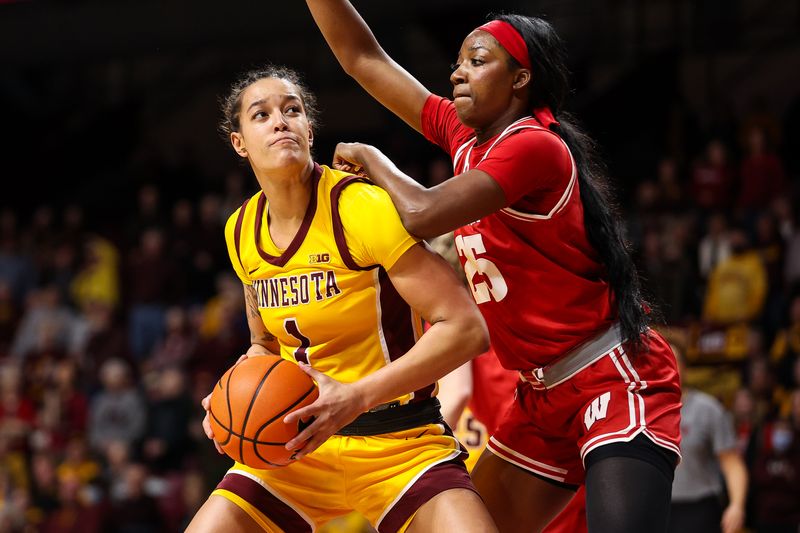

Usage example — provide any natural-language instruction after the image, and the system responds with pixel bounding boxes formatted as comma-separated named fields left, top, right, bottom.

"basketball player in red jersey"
left=304, top=2, right=682, bottom=531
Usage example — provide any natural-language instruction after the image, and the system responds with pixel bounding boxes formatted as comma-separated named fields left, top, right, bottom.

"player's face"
left=231, top=78, right=313, bottom=173
left=450, top=30, right=521, bottom=130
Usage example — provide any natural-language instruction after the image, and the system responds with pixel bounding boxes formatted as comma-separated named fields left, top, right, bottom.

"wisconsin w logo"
left=584, top=392, right=611, bottom=430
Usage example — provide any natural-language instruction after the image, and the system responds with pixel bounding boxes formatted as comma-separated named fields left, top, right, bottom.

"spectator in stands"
left=627, top=180, right=663, bottom=254
left=703, top=226, right=767, bottom=325
left=75, top=299, right=132, bottom=395
left=10, top=284, right=80, bottom=361
left=770, top=196, right=794, bottom=241
left=748, top=415, right=800, bottom=532
left=771, top=293, right=800, bottom=392
left=755, top=211, right=787, bottom=343
left=141, top=366, right=194, bottom=474
left=56, top=435, right=102, bottom=494
left=698, top=212, right=733, bottom=282
left=108, top=462, right=166, bottom=533
left=656, top=156, right=685, bottom=212
left=125, top=183, right=167, bottom=250
left=40, top=470, right=105, bottom=533
left=0, top=361, right=35, bottom=457
left=166, top=199, right=207, bottom=305
left=731, top=387, right=757, bottom=455
left=744, top=357, right=780, bottom=427
left=690, top=138, right=737, bottom=212
left=99, top=439, right=132, bottom=501
left=737, top=125, right=789, bottom=220
left=70, top=235, right=120, bottom=312
left=146, top=306, right=197, bottom=373
left=124, top=227, right=182, bottom=360
left=88, top=358, right=146, bottom=455
left=34, top=358, right=88, bottom=454
left=190, top=193, right=228, bottom=303
left=28, top=452, right=60, bottom=527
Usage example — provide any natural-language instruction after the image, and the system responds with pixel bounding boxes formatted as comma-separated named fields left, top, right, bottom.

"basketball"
left=208, top=355, right=319, bottom=469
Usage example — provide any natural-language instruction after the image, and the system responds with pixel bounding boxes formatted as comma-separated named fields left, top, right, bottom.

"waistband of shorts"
left=519, top=323, right=624, bottom=390
left=335, top=397, right=443, bottom=436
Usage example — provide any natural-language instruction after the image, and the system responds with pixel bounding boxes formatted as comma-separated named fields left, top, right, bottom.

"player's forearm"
left=355, top=145, right=449, bottom=239
left=437, top=362, right=474, bottom=427
left=353, top=316, right=489, bottom=410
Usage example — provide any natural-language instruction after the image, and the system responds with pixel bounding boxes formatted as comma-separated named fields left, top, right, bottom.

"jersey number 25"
left=454, top=234, right=508, bottom=304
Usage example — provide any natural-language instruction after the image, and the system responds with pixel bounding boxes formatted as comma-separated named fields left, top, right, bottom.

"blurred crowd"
left=630, top=109, right=800, bottom=530
left=0, top=172, right=253, bottom=532
left=0, top=95, right=799, bottom=532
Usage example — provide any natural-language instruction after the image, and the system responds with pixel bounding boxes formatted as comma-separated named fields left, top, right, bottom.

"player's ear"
left=308, top=126, right=314, bottom=148
left=231, top=132, right=248, bottom=158
left=512, top=69, right=531, bottom=91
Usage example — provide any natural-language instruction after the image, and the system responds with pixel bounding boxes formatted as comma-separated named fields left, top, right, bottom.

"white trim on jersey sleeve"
left=455, top=119, right=578, bottom=222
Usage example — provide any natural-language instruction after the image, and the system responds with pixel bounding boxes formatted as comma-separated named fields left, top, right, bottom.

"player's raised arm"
left=305, top=0, right=430, bottom=133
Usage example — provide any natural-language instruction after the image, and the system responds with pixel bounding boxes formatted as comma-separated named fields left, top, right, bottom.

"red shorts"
left=488, top=330, right=681, bottom=486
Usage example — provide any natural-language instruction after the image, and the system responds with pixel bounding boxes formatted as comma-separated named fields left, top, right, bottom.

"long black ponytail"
left=492, top=14, right=654, bottom=353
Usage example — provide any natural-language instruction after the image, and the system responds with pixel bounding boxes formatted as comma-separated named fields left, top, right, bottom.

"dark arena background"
left=1, top=1, right=799, bottom=531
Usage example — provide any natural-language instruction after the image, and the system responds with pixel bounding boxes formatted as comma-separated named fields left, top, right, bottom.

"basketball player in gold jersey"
left=186, top=66, right=497, bottom=533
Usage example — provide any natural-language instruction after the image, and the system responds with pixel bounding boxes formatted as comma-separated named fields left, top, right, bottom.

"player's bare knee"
left=407, top=488, right=498, bottom=533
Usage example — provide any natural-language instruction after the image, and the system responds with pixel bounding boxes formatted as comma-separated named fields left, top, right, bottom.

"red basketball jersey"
left=421, top=95, right=615, bottom=369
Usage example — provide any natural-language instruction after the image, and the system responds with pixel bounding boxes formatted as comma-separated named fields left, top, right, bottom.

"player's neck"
left=259, top=163, right=315, bottom=249
left=257, top=162, right=314, bottom=220
left=473, top=103, right=530, bottom=145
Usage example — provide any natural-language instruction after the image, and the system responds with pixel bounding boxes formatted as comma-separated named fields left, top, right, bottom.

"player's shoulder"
left=507, top=121, right=567, bottom=150
left=335, top=176, right=392, bottom=210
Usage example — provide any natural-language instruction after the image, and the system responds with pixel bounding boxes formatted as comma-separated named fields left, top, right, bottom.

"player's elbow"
left=402, top=205, right=446, bottom=241
left=344, top=53, right=387, bottom=84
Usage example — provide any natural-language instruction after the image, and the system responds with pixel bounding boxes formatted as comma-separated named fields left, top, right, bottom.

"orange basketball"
left=208, top=355, right=319, bottom=469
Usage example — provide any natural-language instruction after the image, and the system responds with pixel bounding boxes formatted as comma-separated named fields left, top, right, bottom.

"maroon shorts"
left=488, top=330, right=681, bottom=486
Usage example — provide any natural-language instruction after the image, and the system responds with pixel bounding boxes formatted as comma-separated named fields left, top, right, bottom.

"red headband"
left=475, top=20, right=560, bottom=129
left=476, top=20, right=531, bottom=70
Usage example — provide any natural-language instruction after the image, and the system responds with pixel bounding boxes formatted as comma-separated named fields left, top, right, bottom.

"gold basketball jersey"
left=225, top=164, right=431, bottom=404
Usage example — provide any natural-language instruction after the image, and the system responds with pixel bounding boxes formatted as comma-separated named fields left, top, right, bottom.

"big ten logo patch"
left=583, top=392, right=611, bottom=431
left=454, top=407, right=488, bottom=472
left=308, top=253, right=330, bottom=264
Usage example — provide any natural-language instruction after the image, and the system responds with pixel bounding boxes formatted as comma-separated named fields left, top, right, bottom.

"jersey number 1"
left=454, top=234, right=508, bottom=304
left=284, top=318, right=311, bottom=364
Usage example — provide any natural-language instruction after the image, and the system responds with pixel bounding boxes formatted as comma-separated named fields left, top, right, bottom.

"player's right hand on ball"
left=283, top=363, right=367, bottom=459
left=201, top=392, right=224, bottom=454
